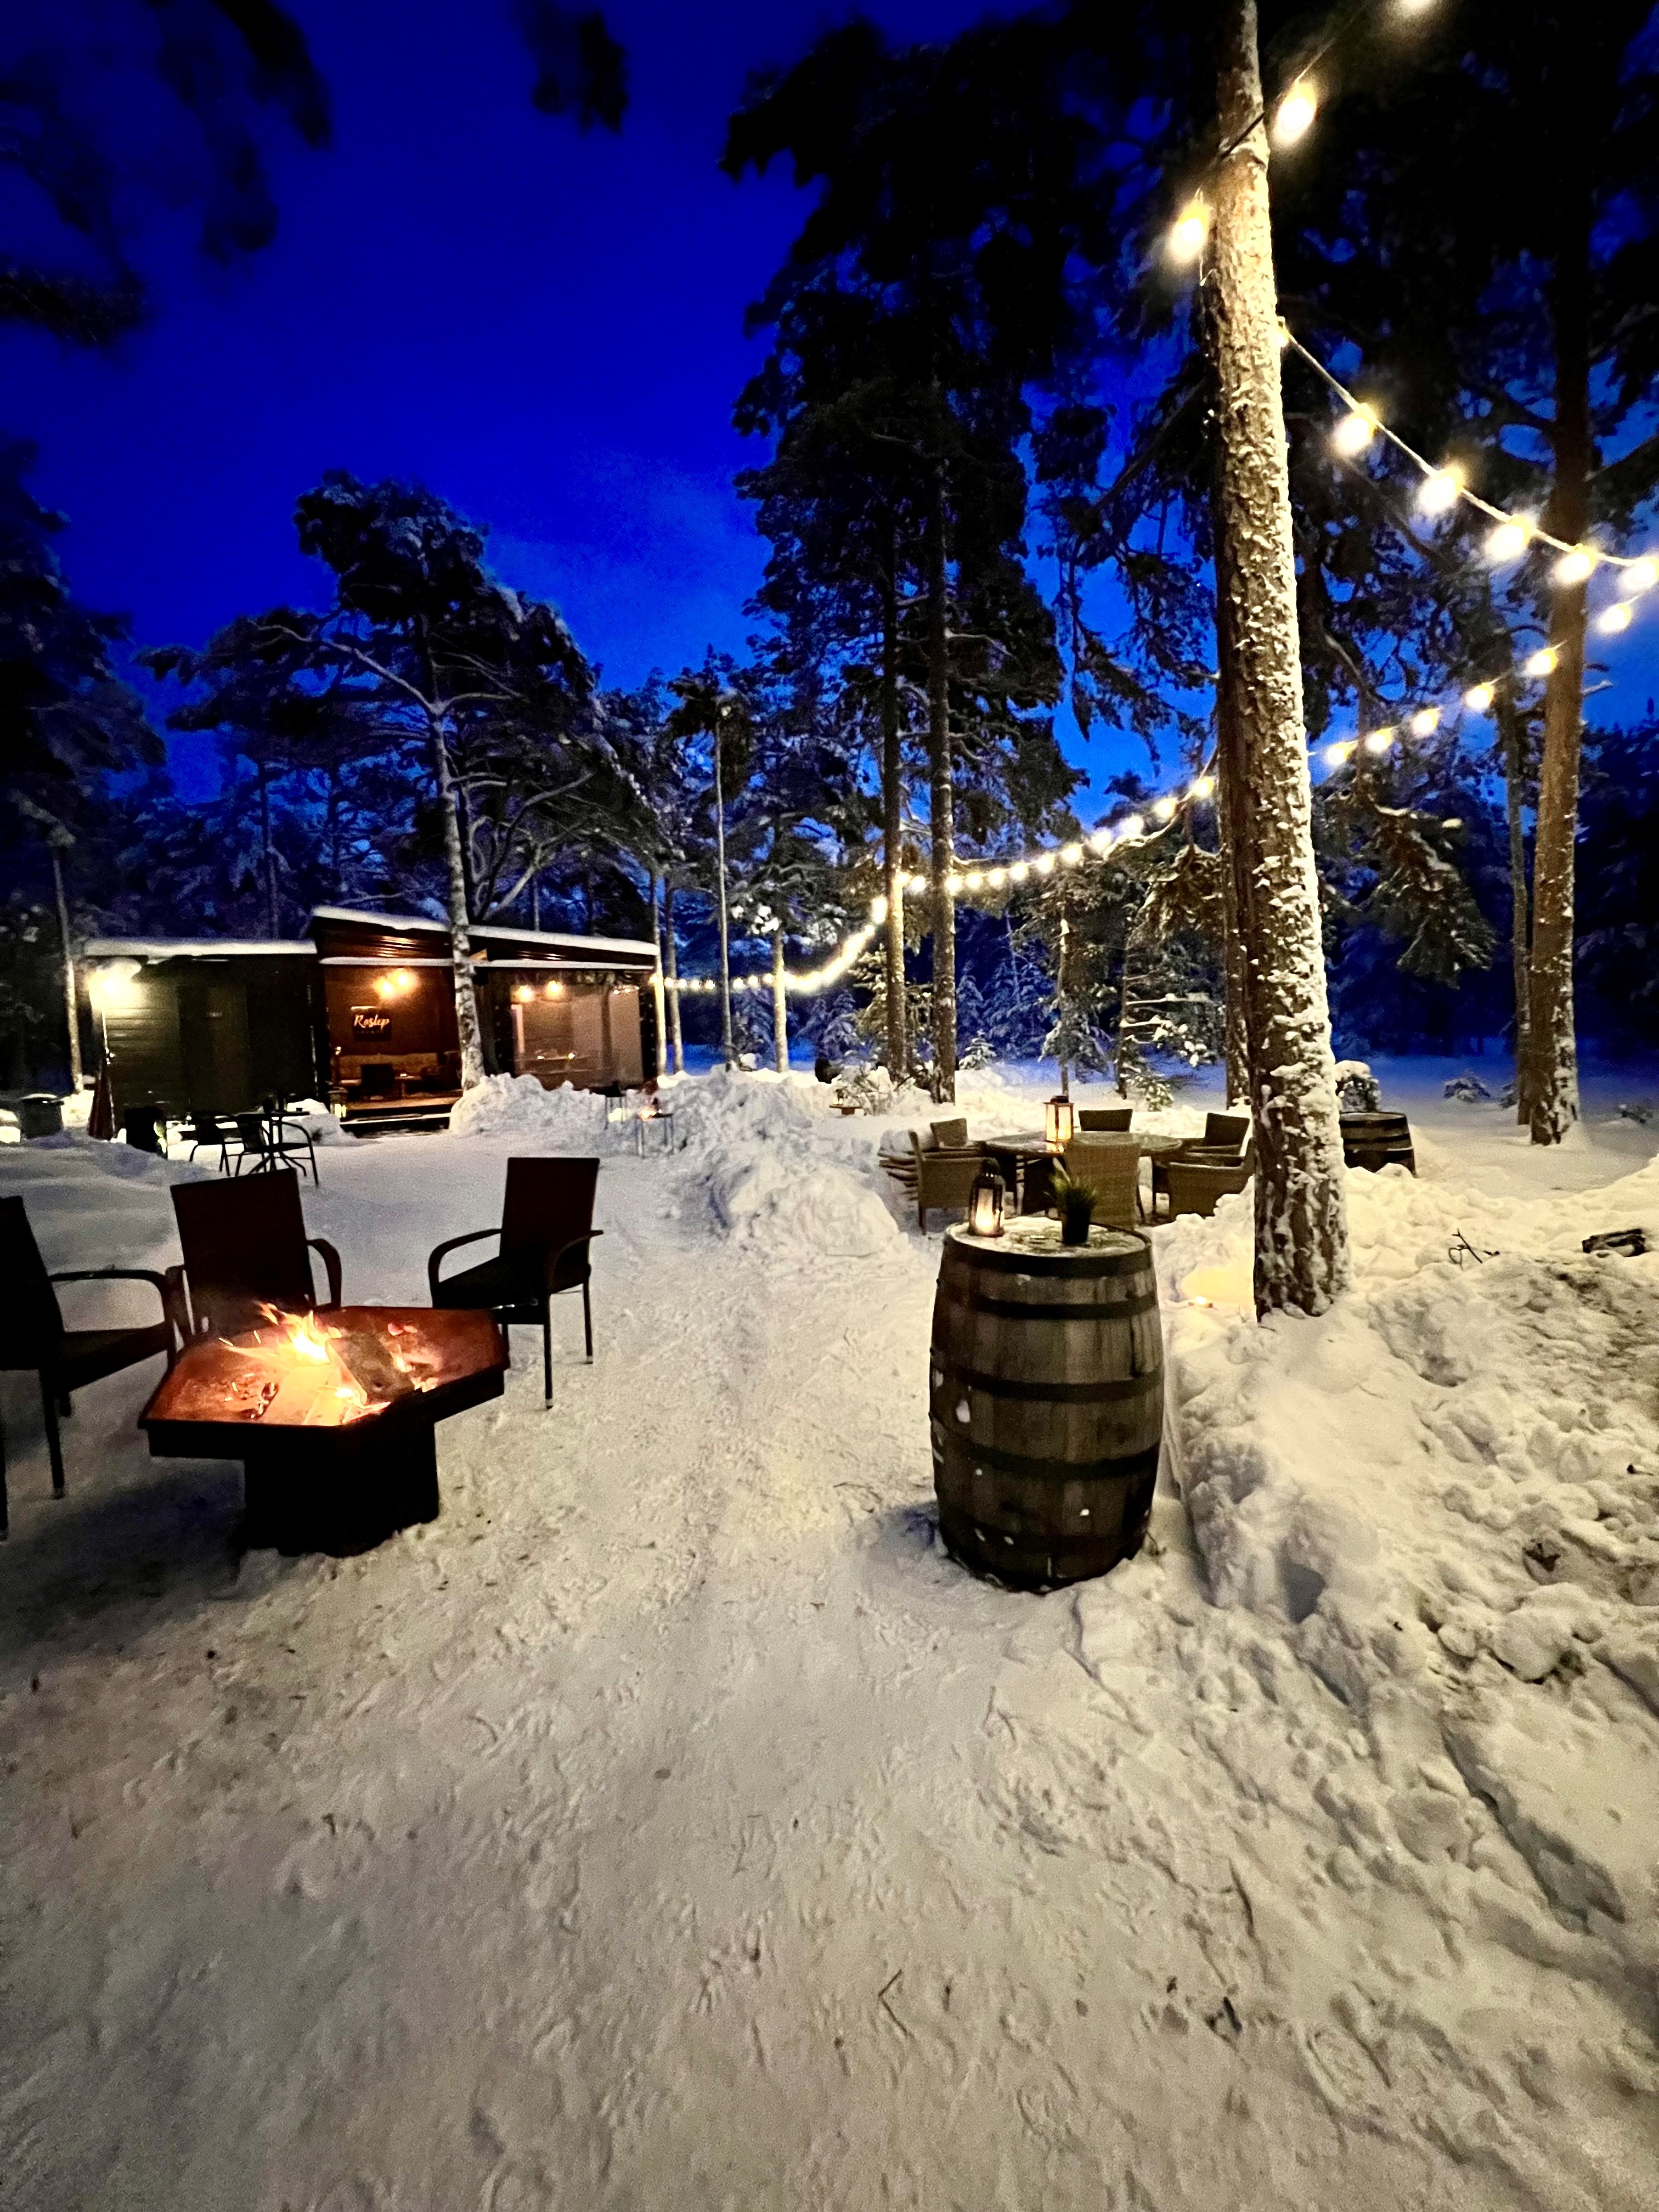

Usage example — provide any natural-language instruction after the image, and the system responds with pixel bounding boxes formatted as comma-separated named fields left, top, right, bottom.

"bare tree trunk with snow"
left=771, top=929, right=789, bottom=1073
left=1496, top=687, right=1533, bottom=1122
left=714, top=735, right=735, bottom=1070
left=1524, top=180, right=1592, bottom=1147
left=48, top=840, right=82, bottom=1091
left=926, top=459, right=956, bottom=1102
left=1210, top=0, right=1348, bottom=1316
left=428, top=714, right=487, bottom=1089
left=881, top=533, right=909, bottom=1079
left=664, top=879, right=685, bottom=1074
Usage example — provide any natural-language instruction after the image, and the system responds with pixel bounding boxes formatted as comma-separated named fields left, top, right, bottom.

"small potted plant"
left=1050, top=1165, right=1097, bottom=1247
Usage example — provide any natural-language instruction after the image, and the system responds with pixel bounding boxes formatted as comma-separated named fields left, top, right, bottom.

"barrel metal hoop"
left=935, top=1435, right=1163, bottom=1485
left=937, top=1283, right=1160, bottom=1324
left=944, top=1239, right=1149, bottom=1279
left=934, top=1365, right=1161, bottom=1406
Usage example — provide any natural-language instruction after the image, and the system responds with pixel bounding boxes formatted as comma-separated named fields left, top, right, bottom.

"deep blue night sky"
left=5, top=1, right=995, bottom=794
left=6, top=0, right=1656, bottom=806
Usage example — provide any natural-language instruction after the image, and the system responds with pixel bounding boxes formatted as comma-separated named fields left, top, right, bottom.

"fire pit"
left=140, top=1305, right=506, bottom=1554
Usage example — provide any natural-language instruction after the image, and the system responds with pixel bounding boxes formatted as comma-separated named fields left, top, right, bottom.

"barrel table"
left=929, top=1219, right=1163, bottom=1589
left=1340, top=1110, right=1415, bottom=1175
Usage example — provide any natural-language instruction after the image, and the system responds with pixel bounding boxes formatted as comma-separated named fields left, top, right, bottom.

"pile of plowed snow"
left=447, top=1073, right=628, bottom=1147
left=671, top=1069, right=901, bottom=1260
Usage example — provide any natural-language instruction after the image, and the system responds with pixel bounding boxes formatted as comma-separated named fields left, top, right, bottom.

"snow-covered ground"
left=2, top=1059, right=1657, bottom=2211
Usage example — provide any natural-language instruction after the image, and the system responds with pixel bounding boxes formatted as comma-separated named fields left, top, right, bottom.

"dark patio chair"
left=121, top=1105, right=163, bottom=1155
left=182, top=1109, right=234, bottom=1172
left=0, top=1195, right=183, bottom=1537
left=427, top=1157, right=602, bottom=1405
left=1153, top=1111, right=1252, bottom=1215
left=171, top=1169, right=342, bottom=1340
left=357, top=1062, right=398, bottom=1101
left=1077, top=1107, right=1133, bottom=1132
left=230, top=1110, right=319, bottom=1184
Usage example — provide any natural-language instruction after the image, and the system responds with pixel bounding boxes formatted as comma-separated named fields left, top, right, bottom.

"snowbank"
left=447, top=1073, right=622, bottom=1146
left=1159, top=1153, right=1659, bottom=2023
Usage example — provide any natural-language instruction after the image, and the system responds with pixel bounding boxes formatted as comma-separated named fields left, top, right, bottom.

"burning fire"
left=224, top=1306, right=385, bottom=1425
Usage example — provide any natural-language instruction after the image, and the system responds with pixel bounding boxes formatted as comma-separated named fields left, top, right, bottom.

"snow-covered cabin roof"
left=307, top=906, right=658, bottom=962
left=82, top=939, right=317, bottom=960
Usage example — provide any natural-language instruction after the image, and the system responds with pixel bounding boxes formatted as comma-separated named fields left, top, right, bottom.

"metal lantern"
left=969, top=1161, right=1007, bottom=1238
left=1045, top=1092, right=1075, bottom=1150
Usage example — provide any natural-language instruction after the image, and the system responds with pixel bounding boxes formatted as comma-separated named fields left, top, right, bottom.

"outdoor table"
left=140, top=1305, right=506, bottom=1555
left=984, top=1129, right=1187, bottom=1216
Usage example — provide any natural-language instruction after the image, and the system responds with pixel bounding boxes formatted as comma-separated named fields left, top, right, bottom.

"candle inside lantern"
left=1044, top=1093, right=1075, bottom=1150
left=969, top=1163, right=1007, bottom=1238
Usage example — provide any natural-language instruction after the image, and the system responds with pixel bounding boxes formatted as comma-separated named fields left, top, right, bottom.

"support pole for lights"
left=714, top=710, right=735, bottom=1070
left=48, top=836, right=83, bottom=1092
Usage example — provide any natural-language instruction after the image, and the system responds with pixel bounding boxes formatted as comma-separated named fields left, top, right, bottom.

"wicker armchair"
left=1165, top=1144, right=1254, bottom=1220
left=1153, top=1112, right=1251, bottom=1215
left=1061, top=1136, right=1142, bottom=1230
left=906, top=1130, right=985, bottom=1233
left=1076, top=1107, right=1133, bottom=1132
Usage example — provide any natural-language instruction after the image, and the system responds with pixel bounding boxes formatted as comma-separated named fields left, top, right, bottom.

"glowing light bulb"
left=1364, top=729, right=1396, bottom=755
left=1060, top=842, right=1084, bottom=867
left=1167, top=200, right=1209, bottom=264
left=1273, top=82, right=1318, bottom=146
left=1118, top=814, right=1145, bottom=840
left=1524, top=647, right=1558, bottom=679
left=987, top=866, right=1008, bottom=888
left=963, top=870, right=985, bottom=892
left=1554, top=546, right=1598, bottom=587
left=1188, top=775, right=1215, bottom=801
left=1409, top=708, right=1441, bottom=738
left=907, top=872, right=928, bottom=895
left=1464, top=682, right=1495, bottom=713
left=1088, top=829, right=1113, bottom=854
left=1275, top=320, right=1292, bottom=351
left=1152, top=795, right=1178, bottom=822
left=1034, top=851, right=1057, bottom=876
left=1598, top=601, right=1633, bottom=635
left=1331, top=408, right=1378, bottom=458
left=1486, top=519, right=1529, bottom=563
left=1417, top=466, right=1464, bottom=516
left=1618, top=557, right=1658, bottom=595
left=1324, top=740, right=1356, bottom=766
left=869, top=895, right=888, bottom=923
left=1009, top=861, right=1030, bottom=884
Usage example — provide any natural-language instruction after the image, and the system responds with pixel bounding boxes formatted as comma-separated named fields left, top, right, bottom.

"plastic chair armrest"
left=307, top=1238, right=343, bottom=1308
left=427, top=1226, right=500, bottom=1300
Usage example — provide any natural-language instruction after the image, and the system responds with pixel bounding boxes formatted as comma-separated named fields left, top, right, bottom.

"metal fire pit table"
left=140, top=1305, right=506, bottom=1555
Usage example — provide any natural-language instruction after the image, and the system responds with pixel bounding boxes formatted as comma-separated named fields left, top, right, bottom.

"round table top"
left=947, top=1218, right=1147, bottom=1263
left=985, top=1127, right=1187, bottom=1158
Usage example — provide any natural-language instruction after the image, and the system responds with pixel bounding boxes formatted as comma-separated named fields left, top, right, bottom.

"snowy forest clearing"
left=3, top=1064, right=1658, bottom=2210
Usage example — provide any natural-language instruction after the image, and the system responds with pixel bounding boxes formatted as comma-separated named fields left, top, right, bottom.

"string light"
left=1598, top=602, right=1633, bottom=635
left=1524, top=646, right=1558, bottom=678
left=1273, top=81, right=1318, bottom=145
left=1364, top=728, right=1395, bottom=755
left=1417, top=465, right=1464, bottom=516
left=1620, top=557, right=1658, bottom=595
left=1464, top=682, right=1495, bottom=713
left=1167, top=200, right=1210, bottom=263
left=1325, top=738, right=1357, bottom=765
left=1189, top=775, right=1215, bottom=800
left=1486, top=518, right=1530, bottom=563
left=1409, top=707, right=1441, bottom=737
left=1331, top=407, right=1379, bottom=458
left=1554, top=546, right=1598, bottom=587
left=1152, top=795, right=1178, bottom=821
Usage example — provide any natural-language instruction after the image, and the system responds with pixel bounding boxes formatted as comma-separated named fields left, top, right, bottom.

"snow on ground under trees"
left=2, top=1060, right=1657, bottom=2211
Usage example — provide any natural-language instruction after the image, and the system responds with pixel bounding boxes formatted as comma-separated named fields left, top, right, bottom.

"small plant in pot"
left=1051, top=1165, right=1097, bottom=1247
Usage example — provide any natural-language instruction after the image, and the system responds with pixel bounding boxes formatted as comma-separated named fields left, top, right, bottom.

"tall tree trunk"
left=1525, top=177, right=1593, bottom=1147
left=1210, top=0, right=1348, bottom=1317
left=771, top=928, right=789, bottom=1073
left=49, top=841, right=82, bottom=1091
left=1497, top=687, right=1533, bottom=1120
left=664, top=879, right=685, bottom=1074
left=1205, top=302, right=1255, bottom=1110
left=429, top=714, right=487, bottom=1089
left=649, top=870, right=669, bottom=1083
left=881, top=527, right=909, bottom=1077
left=714, top=735, right=735, bottom=1069
left=926, top=457, right=956, bottom=1101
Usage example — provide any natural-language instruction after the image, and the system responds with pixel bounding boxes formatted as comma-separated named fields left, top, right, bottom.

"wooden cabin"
left=81, top=909, right=661, bottom=1131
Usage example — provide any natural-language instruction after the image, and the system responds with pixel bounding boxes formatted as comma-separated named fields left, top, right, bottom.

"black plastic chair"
left=171, top=1169, right=342, bottom=1339
left=428, top=1158, right=601, bottom=1405
left=183, top=1110, right=234, bottom=1172
left=0, top=1195, right=183, bottom=1537
left=230, top=1110, right=319, bottom=1184
left=121, top=1105, right=164, bottom=1155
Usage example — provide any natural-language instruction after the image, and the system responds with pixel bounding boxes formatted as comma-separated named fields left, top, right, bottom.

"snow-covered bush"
left=1333, top=1059, right=1381, bottom=1113
left=1443, top=1071, right=1492, bottom=1103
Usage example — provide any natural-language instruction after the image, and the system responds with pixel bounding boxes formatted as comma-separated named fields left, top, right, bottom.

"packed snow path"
left=2, top=1066, right=1657, bottom=2210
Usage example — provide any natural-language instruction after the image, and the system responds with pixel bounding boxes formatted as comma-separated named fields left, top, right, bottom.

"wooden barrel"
left=1340, top=1110, right=1415, bottom=1175
left=930, top=1221, right=1163, bottom=1589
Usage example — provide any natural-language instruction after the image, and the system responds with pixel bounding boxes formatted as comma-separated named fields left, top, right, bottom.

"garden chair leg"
left=1, top=1415, right=8, bottom=1538
left=543, top=1302, right=554, bottom=1407
left=582, top=1279, right=593, bottom=1364
left=40, top=1374, right=65, bottom=1498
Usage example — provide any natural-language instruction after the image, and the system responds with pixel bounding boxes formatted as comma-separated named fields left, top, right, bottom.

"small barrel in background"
left=930, top=1221, right=1163, bottom=1589
left=1340, top=1110, right=1415, bottom=1175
